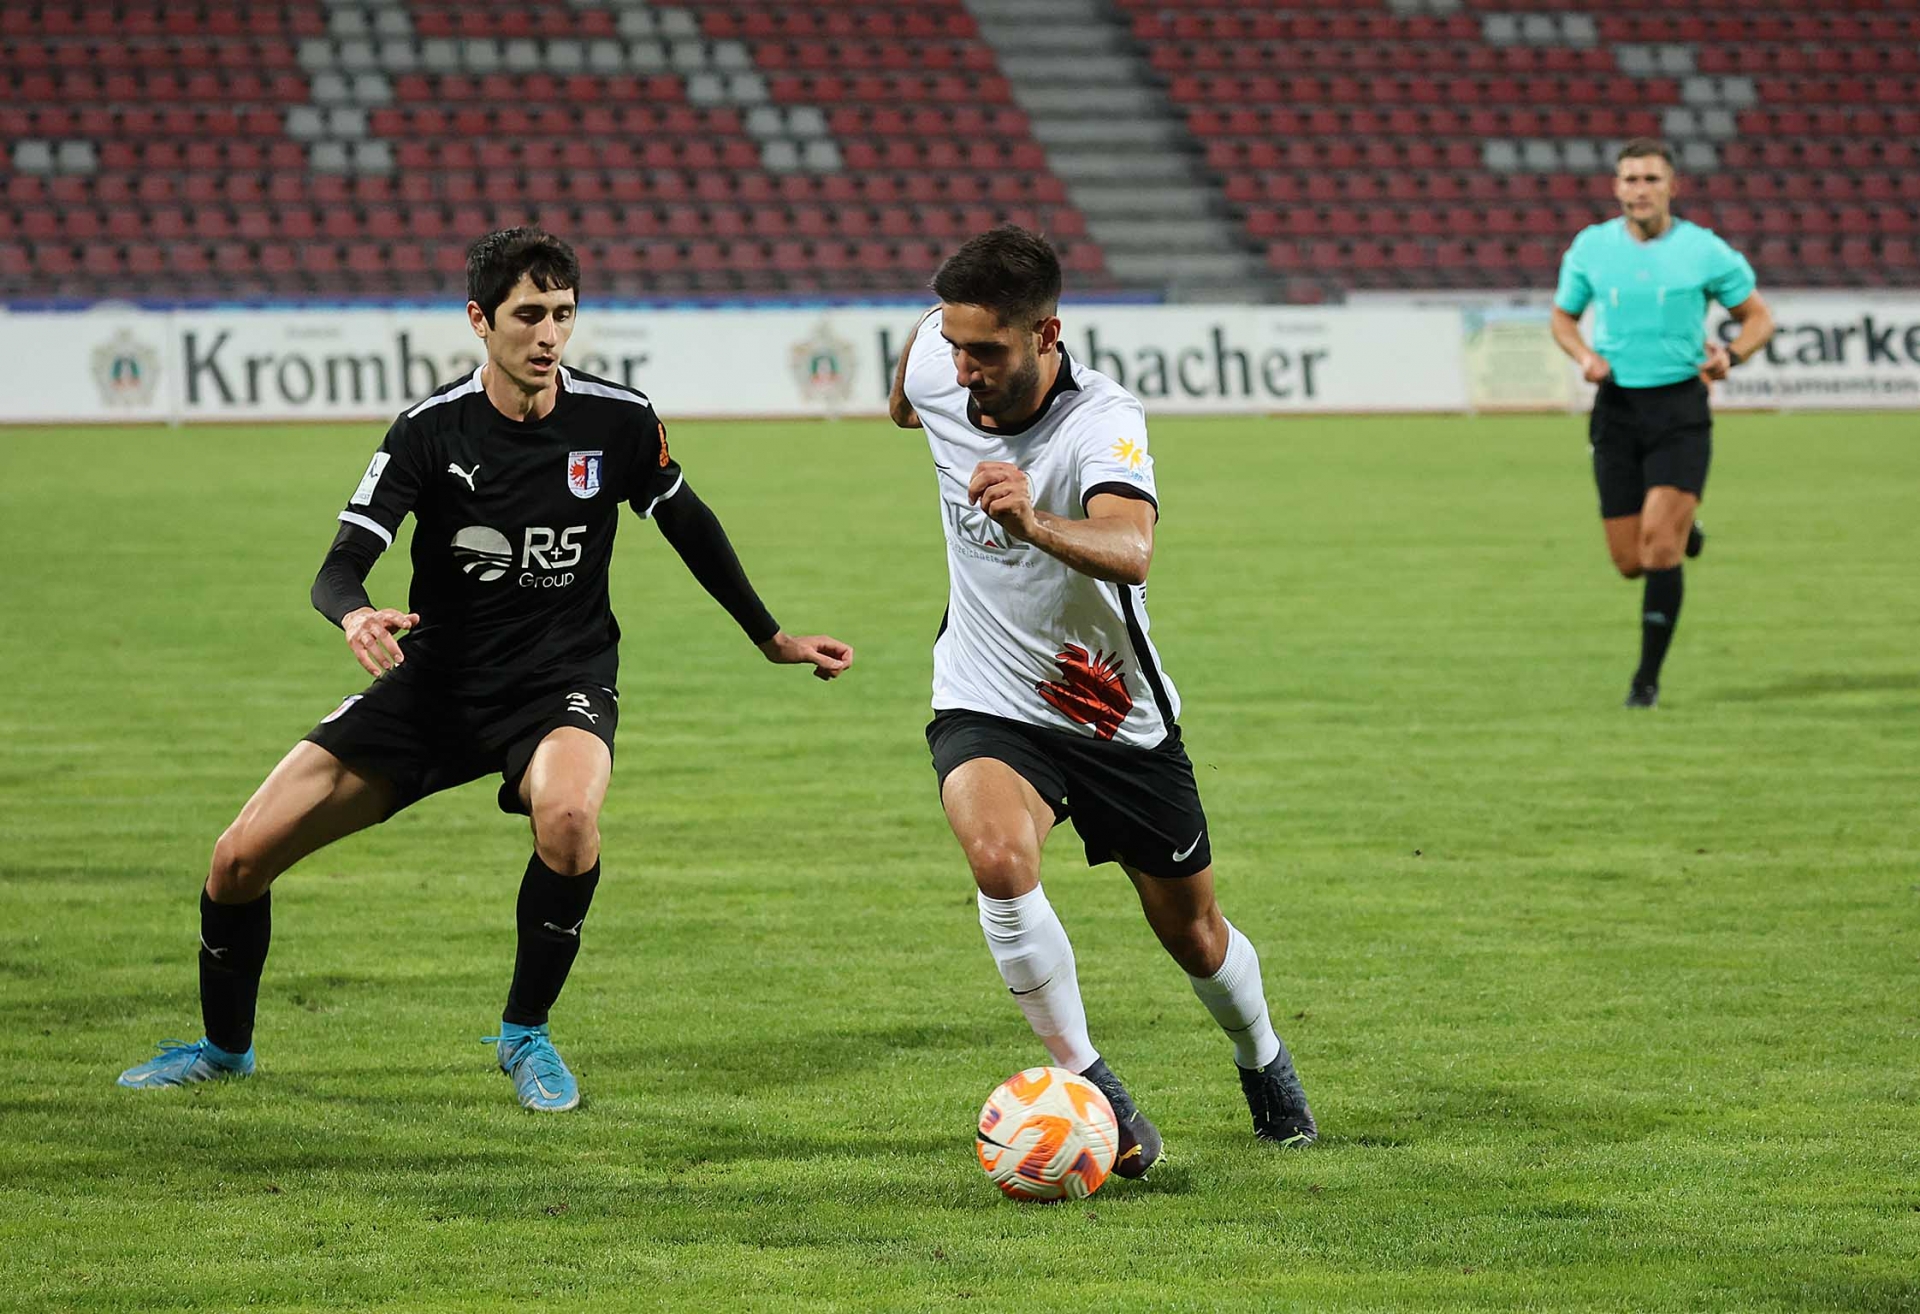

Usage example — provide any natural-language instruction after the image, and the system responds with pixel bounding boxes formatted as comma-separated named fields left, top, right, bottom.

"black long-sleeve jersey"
left=319, top=364, right=772, bottom=703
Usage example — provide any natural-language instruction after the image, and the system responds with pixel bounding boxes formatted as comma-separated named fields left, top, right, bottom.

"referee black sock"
left=503, top=853, right=600, bottom=1028
left=1634, top=566, right=1684, bottom=688
left=199, top=888, right=271, bottom=1054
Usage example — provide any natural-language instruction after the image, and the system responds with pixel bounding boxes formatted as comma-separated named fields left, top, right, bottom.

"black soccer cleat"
left=1685, top=521, right=1705, bottom=559
left=1623, top=681, right=1660, bottom=709
left=1079, top=1057, right=1163, bottom=1178
left=1238, top=1047, right=1317, bottom=1147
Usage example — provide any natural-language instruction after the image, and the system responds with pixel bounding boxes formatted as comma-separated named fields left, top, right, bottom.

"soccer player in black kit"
left=118, top=229, right=853, bottom=1109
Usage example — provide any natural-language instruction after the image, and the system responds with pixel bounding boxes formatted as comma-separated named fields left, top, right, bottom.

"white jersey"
left=904, top=310, right=1181, bottom=748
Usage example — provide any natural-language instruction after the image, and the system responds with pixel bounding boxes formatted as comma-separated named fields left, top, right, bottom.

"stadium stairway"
left=964, top=0, right=1266, bottom=297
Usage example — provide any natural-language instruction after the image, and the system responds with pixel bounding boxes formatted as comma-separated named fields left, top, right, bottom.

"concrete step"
left=971, top=23, right=1130, bottom=54
left=1070, top=183, right=1217, bottom=218
left=1104, top=251, right=1264, bottom=285
left=1089, top=218, right=1244, bottom=251
left=998, top=53, right=1136, bottom=83
left=1052, top=155, right=1198, bottom=185
left=1034, top=118, right=1185, bottom=148
left=1012, top=85, right=1161, bottom=116
left=969, top=0, right=1105, bottom=19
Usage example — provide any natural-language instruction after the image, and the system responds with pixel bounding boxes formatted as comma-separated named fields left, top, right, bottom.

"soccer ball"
left=974, top=1065, right=1120, bottom=1202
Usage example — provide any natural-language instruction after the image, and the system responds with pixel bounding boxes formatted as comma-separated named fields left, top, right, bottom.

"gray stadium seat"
left=420, top=39, right=460, bottom=72
left=626, top=40, right=668, bottom=72
left=760, top=140, right=802, bottom=173
left=286, top=106, right=328, bottom=140
left=309, top=141, right=351, bottom=173
left=461, top=39, right=500, bottom=72
left=378, top=38, right=419, bottom=71
left=710, top=41, right=754, bottom=73
left=351, top=140, right=393, bottom=173
left=56, top=140, right=97, bottom=173
left=12, top=140, right=54, bottom=173
left=787, top=106, right=829, bottom=139
left=726, top=72, right=768, bottom=104
left=339, top=39, right=380, bottom=72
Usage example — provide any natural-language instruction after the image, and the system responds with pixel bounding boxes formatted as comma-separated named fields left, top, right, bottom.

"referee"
left=1550, top=138, right=1775, bottom=708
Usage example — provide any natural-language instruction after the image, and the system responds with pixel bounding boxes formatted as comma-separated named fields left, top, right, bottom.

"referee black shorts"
left=304, top=669, right=619, bottom=817
left=927, top=708, right=1213, bottom=879
left=1589, top=376, right=1712, bottom=519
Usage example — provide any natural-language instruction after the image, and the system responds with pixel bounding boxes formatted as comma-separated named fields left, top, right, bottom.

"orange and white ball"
left=975, top=1065, right=1120, bottom=1202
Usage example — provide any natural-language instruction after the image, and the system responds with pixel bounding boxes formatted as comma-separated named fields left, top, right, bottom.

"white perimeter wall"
left=7, top=293, right=1918, bottom=424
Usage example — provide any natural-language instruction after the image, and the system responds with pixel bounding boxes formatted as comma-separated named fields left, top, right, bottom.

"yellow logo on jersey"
left=1111, top=438, right=1145, bottom=471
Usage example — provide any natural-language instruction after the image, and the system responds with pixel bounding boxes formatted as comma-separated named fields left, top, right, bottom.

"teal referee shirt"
left=1554, top=217, right=1757, bottom=388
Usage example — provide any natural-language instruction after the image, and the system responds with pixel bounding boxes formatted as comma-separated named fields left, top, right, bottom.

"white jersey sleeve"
left=1068, top=394, right=1157, bottom=515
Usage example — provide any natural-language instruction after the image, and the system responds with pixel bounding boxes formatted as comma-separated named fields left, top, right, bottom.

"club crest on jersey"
left=566, top=450, right=603, bottom=499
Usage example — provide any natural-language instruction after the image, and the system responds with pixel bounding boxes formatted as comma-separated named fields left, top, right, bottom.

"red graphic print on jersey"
left=1036, top=645, right=1133, bottom=740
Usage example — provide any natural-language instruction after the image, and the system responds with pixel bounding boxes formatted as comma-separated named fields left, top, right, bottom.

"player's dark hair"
left=931, top=225, right=1062, bottom=327
left=1617, top=137, right=1676, bottom=169
left=466, top=227, right=580, bottom=325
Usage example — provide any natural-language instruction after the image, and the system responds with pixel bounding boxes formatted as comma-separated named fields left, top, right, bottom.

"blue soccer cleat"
left=117, top=1037, right=255, bottom=1089
left=487, top=1022, right=580, bottom=1112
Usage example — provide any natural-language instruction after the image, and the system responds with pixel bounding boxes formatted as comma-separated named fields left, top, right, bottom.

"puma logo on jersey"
left=447, top=462, right=479, bottom=491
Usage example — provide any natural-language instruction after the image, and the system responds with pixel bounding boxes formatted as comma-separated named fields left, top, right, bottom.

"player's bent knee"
left=206, top=828, right=275, bottom=903
left=964, top=837, right=1038, bottom=898
left=532, top=800, right=600, bottom=875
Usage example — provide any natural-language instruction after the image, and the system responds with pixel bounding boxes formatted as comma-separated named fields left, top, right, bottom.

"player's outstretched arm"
left=651, top=482, right=852, bottom=680
left=758, top=631, right=854, bottom=681
left=888, top=308, right=936, bottom=429
left=970, top=462, right=1155, bottom=585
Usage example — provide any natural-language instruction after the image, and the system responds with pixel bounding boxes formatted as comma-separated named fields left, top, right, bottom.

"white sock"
left=977, top=886, right=1099, bottom=1073
left=1188, top=921, right=1282, bottom=1070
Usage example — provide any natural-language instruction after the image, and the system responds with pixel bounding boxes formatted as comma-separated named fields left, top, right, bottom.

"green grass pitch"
left=1, top=412, right=1916, bottom=1312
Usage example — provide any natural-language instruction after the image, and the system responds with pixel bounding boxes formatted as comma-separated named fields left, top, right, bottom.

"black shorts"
left=926, top=709, right=1213, bottom=878
left=304, top=670, right=619, bottom=817
left=1589, top=377, right=1712, bottom=519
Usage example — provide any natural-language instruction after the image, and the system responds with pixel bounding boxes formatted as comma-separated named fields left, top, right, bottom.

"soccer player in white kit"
left=889, top=227, right=1317, bottom=1170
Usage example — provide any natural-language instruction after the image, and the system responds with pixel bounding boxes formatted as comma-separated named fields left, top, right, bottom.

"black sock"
left=199, top=888, right=271, bottom=1054
left=1635, top=566, right=1684, bottom=687
left=503, top=854, right=600, bottom=1027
